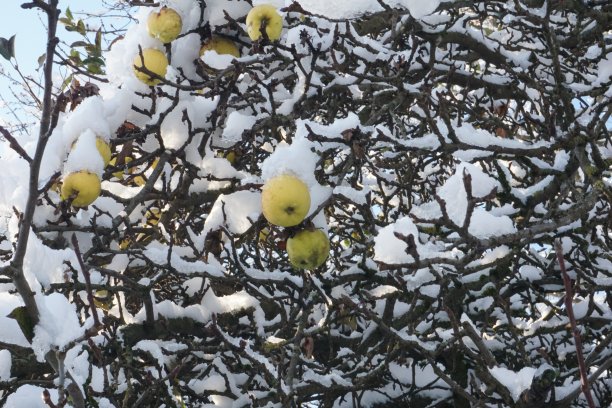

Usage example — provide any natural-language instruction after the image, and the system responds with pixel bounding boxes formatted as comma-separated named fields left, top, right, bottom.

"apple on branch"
left=95, top=137, right=112, bottom=167
left=246, top=4, right=283, bottom=42
left=261, top=173, right=311, bottom=227
left=287, top=228, right=330, bottom=270
left=200, top=36, right=240, bottom=58
left=61, top=171, right=101, bottom=207
left=132, top=48, right=168, bottom=86
left=147, top=6, right=182, bottom=44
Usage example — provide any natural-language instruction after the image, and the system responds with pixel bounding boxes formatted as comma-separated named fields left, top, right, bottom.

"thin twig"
left=42, top=389, right=58, bottom=408
left=71, top=234, right=101, bottom=327
left=556, top=356, right=612, bottom=406
left=554, top=240, right=596, bottom=408
left=0, top=125, right=32, bottom=162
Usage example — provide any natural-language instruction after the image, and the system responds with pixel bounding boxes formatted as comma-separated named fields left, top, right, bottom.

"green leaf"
left=0, top=35, right=16, bottom=61
left=82, top=56, right=105, bottom=66
left=36, top=53, right=46, bottom=70
left=76, top=20, right=86, bottom=35
left=95, top=29, right=102, bottom=51
left=70, top=41, right=89, bottom=48
left=65, top=6, right=73, bottom=21
left=7, top=306, right=35, bottom=343
left=61, top=74, right=73, bottom=91
left=58, top=17, right=73, bottom=26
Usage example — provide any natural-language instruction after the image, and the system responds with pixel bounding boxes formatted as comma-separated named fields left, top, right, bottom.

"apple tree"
left=0, top=0, right=611, bottom=407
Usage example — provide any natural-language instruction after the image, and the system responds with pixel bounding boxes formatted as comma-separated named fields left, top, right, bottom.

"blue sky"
left=0, top=0, right=108, bottom=68
left=0, top=1, right=47, bottom=65
left=0, top=1, right=108, bottom=130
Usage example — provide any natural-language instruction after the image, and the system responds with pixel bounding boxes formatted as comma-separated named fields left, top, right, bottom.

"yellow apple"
left=147, top=6, right=182, bottom=43
left=259, top=227, right=270, bottom=242
left=216, top=149, right=239, bottom=164
left=119, top=237, right=132, bottom=250
left=133, top=175, right=147, bottom=186
left=133, top=157, right=159, bottom=185
left=96, top=138, right=111, bottom=166
left=93, top=289, right=114, bottom=311
left=286, top=229, right=330, bottom=270
left=261, top=174, right=310, bottom=227
left=224, top=150, right=238, bottom=164
left=144, top=207, right=161, bottom=226
left=109, top=156, right=151, bottom=185
left=246, top=4, right=283, bottom=41
left=61, top=171, right=101, bottom=207
left=133, top=48, right=168, bottom=85
left=109, top=156, right=133, bottom=180
left=200, top=36, right=240, bottom=58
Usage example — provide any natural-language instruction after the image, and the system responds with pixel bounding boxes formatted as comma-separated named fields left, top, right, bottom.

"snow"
left=4, top=385, right=60, bottom=408
left=221, top=111, right=258, bottom=146
left=160, top=100, right=196, bottom=151
left=189, top=374, right=227, bottom=393
left=402, top=0, right=441, bottom=19
left=204, top=0, right=251, bottom=28
left=302, top=370, right=352, bottom=387
left=22, top=229, right=77, bottom=289
left=63, top=128, right=105, bottom=176
left=293, top=0, right=441, bottom=20
left=261, top=139, right=317, bottom=184
left=171, top=33, right=202, bottom=79
left=203, top=190, right=262, bottom=236
left=489, top=366, right=537, bottom=401
left=368, top=285, right=398, bottom=298
left=373, top=217, right=451, bottom=265
left=293, top=0, right=384, bottom=19
left=32, top=293, right=88, bottom=361
left=374, top=217, right=418, bottom=264
left=333, top=185, right=370, bottom=205
left=201, top=49, right=237, bottom=71
left=595, top=51, right=612, bottom=86
left=411, top=161, right=517, bottom=238
left=468, top=208, right=516, bottom=239
left=143, top=244, right=225, bottom=277
left=133, top=340, right=187, bottom=369
left=39, top=125, right=67, bottom=185
left=135, top=285, right=261, bottom=330
left=388, top=361, right=449, bottom=391
left=62, top=96, right=111, bottom=145
left=518, top=265, right=543, bottom=281
left=244, top=267, right=304, bottom=287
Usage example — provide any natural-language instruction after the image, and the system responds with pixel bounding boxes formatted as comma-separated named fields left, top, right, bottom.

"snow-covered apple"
left=147, top=6, right=182, bottom=43
left=246, top=4, right=283, bottom=41
left=200, top=36, right=240, bottom=58
left=71, top=136, right=111, bottom=167
left=261, top=174, right=310, bottom=227
left=132, top=48, right=168, bottom=85
left=60, top=171, right=101, bottom=207
left=286, top=229, right=330, bottom=270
